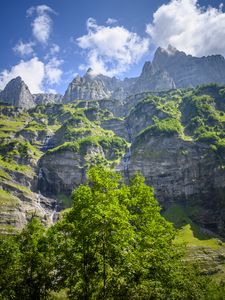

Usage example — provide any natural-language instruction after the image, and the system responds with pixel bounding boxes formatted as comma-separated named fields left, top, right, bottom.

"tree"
left=0, top=168, right=218, bottom=299
left=0, top=217, right=57, bottom=300
left=0, top=235, right=20, bottom=299
left=54, top=167, right=135, bottom=299
left=54, top=166, right=206, bottom=299
left=15, top=217, right=57, bottom=300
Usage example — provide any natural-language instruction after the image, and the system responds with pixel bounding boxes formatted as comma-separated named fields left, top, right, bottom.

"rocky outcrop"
left=126, top=101, right=168, bottom=137
left=63, top=69, right=116, bottom=102
left=101, top=118, right=128, bottom=140
left=131, top=61, right=175, bottom=94
left=62, top=64, right=174, bottom=104
left=153, top=45, right=225, bottom=88
left=63, top=46, right=225, bottom=105
left=0, top=77, right=35, bottom=109
left=34, top=93, right=63, bottom=105
left=0, top=173, right=57, bottom=233
left=63, top=68, right=137, bottom=103
left=38, top=147, right=101, bottom=196
left=118, top=134, right=225, bottom=236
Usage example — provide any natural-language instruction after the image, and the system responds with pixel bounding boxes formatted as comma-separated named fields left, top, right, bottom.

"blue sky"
left=0, top=0, right=225, bottom=94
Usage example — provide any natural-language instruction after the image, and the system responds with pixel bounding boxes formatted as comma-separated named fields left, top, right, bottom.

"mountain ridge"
left=2, top=46, right=225, bottom=109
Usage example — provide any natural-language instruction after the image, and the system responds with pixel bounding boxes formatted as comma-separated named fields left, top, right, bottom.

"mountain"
left=130, top=61, right=175, bottom=94
left=63, top=46, right=225, bottom=103
left=34, top=93, right=63, bottom=105
left=62, top=62, right=175, bottom=103
left=2, top=48, right=225, bottom=278
left=2, top=46, right=225, bottom=109
left=153, top=45, right=225, bottom=87
left=63, top=68, right=131, bottom=102
left=0, top=76, right=35, bottom=109
left=1, top=83, right=225, bottom=277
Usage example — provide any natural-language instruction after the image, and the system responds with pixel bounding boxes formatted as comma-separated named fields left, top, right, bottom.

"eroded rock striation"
left=0, top=77, right=35, bottom=109
left=153, top=45, right=225, bottom=88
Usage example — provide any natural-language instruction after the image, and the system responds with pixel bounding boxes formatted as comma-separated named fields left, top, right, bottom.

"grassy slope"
left=164, top=204, right=225, bottom=280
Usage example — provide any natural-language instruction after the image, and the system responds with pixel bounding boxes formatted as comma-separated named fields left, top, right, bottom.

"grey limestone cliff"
left=153, top=45, right=225, bottom=88
left=130, top=61, right=176, bottom=94
left=0, top=76, right=35, bottom=109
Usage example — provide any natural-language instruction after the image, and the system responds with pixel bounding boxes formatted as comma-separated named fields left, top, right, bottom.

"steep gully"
left=37, top=135, right=59, bottom=223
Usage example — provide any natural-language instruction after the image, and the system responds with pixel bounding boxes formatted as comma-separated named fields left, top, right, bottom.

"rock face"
left=122, top=135, right=225, bottom=236
left=131, top=61, right=175, bottom=94
left=63, top=68, right=123, bottom=102
left=34, top=93, right=63, bottom=105
left=39, top=150, right=86, bottom=196
left=62, top=65, right=174, bottom=103
left=63, top=46, right=225, bottom=104
left=0, top=77, right=35, bottom=109
left=153, top=45, right=225, bottom=88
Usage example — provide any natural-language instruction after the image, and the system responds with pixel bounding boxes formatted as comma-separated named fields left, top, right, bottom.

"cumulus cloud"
left=45, top=57, right=63, bottom=84
left=146, top=0, right=225, bottom=57
left=0, top=56, right=63, bottom=93
left=0, top=57, right=45, bottom=93
left=27, top=5, right=56, bottom=44
left=77, top=18, right=149, bottom=76
left=13, top=40, right=35, bottom=56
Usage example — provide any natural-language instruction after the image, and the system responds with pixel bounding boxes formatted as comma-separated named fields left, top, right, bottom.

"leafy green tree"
left=14, top=217, right=57, bottom=300
left=54, top=167, right=135, bottom=299
left=0, top=235, right=20, bottom=299
left=54, top=167, right=211, bottom=299
left=1, top=168, right=220, bottom=299
left=0, top=217, right=58, bottom=300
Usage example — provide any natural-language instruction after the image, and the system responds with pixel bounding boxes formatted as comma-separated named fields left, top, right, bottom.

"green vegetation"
left=48, top=135, right=128, bottom=163
left=128, top=84, right=225, bottom=158
left=0, top=139, right=42, bottom=161
left=0, top=85, right=225, bottom=298
left=141, top=117, right=184, bottom=137
left=0, top=168, right=12, bottom=180
left=0, top=156, right=33, bottom=175
left=164, top=204, right=225, bottom=249
left=0, top=188, right=19, bottom=207
left=23, top=121, right=47, bottom=132
left=1, top=167, right=224, bottom=300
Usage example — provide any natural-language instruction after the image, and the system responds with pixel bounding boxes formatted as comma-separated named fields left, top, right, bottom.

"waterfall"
left=123, top=124, right=133, bottom=174
left=41, top=134, right=55, bottom=151
left=50, top=203, right=59, bottom=224
left=36, top=191, right=46, bottom=216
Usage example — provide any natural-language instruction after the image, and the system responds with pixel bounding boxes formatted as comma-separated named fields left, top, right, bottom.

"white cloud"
left=13, top=40, right=35, bottom=56
left=106, top=18, right=117, bottom=25
left=77, top=18, right=149, bottom=76
left=27, top=5, right=56, bottom=44
left=0, top=55, right=63, bottom=93
left=146, top=0, right=225, bottom=57
left=50, top=44, right=60, bottom=55
left=45, top=57, right=63, bottom=84
left=0, top=57, right=45, bottom=93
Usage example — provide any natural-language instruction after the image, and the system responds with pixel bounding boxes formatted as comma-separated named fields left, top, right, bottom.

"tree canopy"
left=0, top=167, right=224, bottom=299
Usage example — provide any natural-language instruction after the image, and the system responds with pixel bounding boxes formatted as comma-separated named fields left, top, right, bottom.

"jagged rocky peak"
left=63, top=69, right=112, bottom=103
left=62, top=67, right=128, bottom=103
left=153, top=45, right=225, bottom=87
left=0, top=76, right=35, bottom=109
left=63, top=45, right=225, bottom=104
left=140, top=61, right=155, bottom=78
left=131, top=59, right=175, bottom=94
